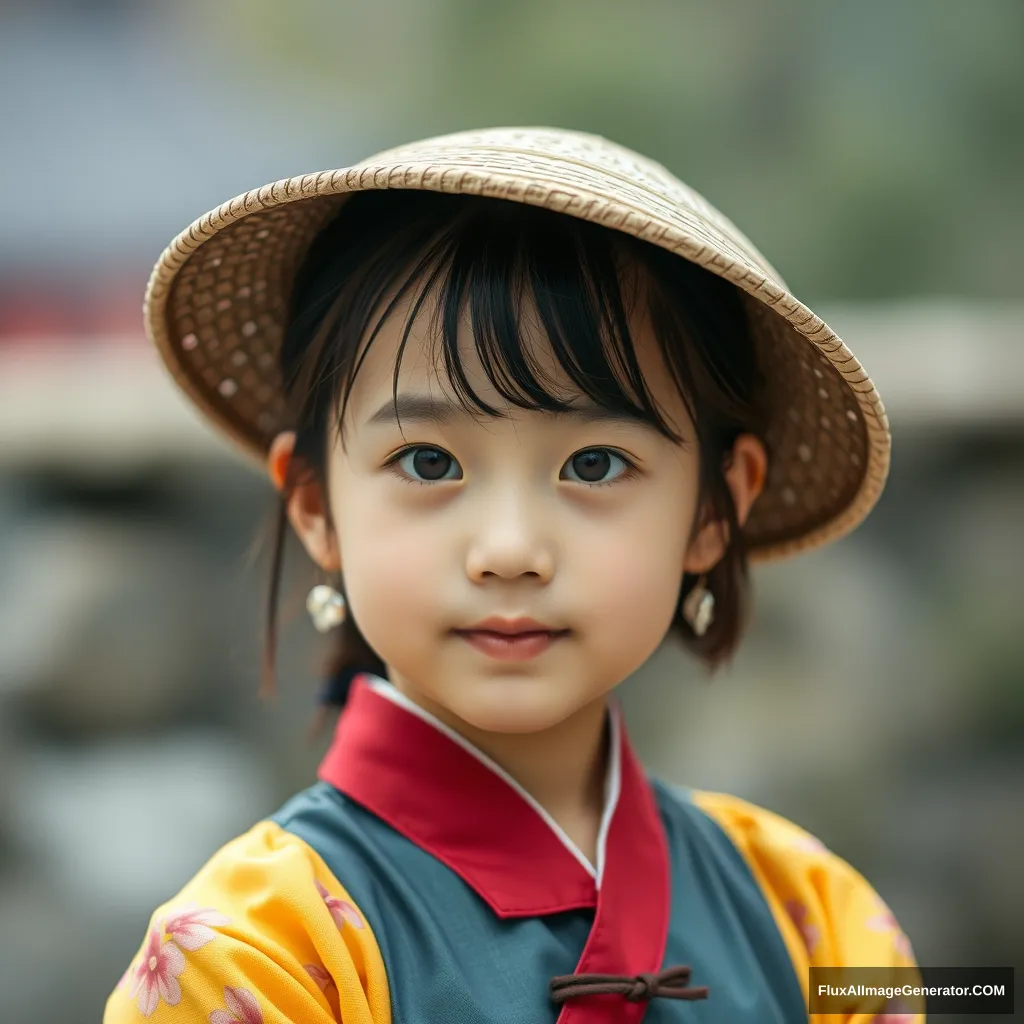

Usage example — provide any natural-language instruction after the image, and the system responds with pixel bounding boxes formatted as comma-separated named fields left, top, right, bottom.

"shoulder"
left=103, top=819, right=390, bottom=1024
left=661, top=786, right=917, bottom=971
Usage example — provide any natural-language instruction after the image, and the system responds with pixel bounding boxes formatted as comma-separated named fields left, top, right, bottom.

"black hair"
left=261, top=188, right=771, bottom=711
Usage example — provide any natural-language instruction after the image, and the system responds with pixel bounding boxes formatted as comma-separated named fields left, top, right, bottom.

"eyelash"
left=383, top=445, right=639, bottom=487
left=383, top=446, right=460, bottom=488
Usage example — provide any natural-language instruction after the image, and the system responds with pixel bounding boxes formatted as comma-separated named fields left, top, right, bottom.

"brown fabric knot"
left=549, top=964, right=709, bottom=1005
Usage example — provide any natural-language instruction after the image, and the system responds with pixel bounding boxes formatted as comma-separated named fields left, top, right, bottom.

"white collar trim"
left=364, top=674, right=621, bottom=884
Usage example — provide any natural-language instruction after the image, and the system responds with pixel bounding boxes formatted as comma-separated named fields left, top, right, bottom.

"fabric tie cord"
left=549, top=965, right=709, bottom=1005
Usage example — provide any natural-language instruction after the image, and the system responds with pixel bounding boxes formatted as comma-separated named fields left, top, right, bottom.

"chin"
left=446, top=680, right=579, bottom=736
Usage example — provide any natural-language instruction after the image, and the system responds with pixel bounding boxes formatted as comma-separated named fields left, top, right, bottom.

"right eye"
left=394, top=446, right=463, bottom=483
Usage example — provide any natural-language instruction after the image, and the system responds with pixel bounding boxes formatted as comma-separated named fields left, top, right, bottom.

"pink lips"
left=454, top=617, right=569, bottom=662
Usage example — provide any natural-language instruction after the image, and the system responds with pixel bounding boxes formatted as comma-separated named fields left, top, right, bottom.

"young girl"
left=104, top=128, right=920, bottom=1023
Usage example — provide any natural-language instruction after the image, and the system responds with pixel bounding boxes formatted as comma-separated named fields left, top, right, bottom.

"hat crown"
left=369, top=126, right=674, bottom=186
left=358, top=126, right=785, bottom=288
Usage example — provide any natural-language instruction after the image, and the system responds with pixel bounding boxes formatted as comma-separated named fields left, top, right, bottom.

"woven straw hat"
left=144, top=126, right=889, bottom=563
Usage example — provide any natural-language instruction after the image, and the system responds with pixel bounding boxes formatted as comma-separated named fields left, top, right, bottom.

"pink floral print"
left=164, top=905, right=232, bottom=951
left=304, top=963, right=337, bottom=994
left=315, top=879, right=364, bottom=930
left=784, top=898, right=820, bottom=955
left=208, top=985, right=263, bottom=1024
left=131, top=926, right=186, bottom=1016
left=125, top=905, right=231, bottom=1016
left=866, top=897, right=915, bottom=959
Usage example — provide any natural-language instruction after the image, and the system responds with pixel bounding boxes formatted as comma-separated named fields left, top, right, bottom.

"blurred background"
left=1, top=1, right=1021, bottom=1020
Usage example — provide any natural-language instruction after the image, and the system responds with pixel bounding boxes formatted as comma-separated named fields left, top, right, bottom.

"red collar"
left=319, top=675, right=671, bottom=1024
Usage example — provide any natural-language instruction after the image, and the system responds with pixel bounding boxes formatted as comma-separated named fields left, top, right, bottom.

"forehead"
left=342, top=275, right=686, bottom=428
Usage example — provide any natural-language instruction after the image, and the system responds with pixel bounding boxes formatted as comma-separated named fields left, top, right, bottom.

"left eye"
left=396, top=446, right=463, bottom=482
left=561, top=449, right=630, bottom=484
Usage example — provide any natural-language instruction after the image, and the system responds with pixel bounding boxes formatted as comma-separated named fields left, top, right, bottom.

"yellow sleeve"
left=692, top=790, right=923, bottom=1023
left=103, top=821, right=390, bottom=1024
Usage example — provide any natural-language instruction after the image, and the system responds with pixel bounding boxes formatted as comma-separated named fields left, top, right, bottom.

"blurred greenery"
left=198, top=0, right=1023, bottom=301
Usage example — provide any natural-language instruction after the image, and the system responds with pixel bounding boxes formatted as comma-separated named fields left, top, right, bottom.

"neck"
left=385, top=676, right=611, bottom=864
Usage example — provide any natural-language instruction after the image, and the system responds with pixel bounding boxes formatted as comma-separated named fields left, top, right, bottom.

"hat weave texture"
left=145, top=127, right=890, bottom=562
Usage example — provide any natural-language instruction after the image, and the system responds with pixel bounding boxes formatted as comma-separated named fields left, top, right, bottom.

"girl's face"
left=277, top=284, right=765, bottom=737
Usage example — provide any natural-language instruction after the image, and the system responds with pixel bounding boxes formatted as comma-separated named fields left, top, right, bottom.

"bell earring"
left=306, top=584, right=347, bottom=633
left=682, top=574, right=715, bottom=637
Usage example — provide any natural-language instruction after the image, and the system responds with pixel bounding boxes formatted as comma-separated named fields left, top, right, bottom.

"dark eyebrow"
left=366, top=394, right=463, bottom=427
left=364, top=393, right=646, bottom=429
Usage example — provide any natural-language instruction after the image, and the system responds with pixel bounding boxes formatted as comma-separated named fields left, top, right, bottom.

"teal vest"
left=272, top=779, right=805, bottom=1022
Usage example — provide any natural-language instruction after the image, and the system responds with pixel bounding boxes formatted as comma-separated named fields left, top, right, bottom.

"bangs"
left=284, top=189, right=760, bottom=454
left=297, top=191, right=703, bottom=444
left=384, top=201, right=689, bottom=441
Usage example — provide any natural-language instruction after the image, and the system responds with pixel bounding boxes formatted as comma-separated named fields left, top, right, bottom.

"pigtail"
left=308, top=612, right=386, bottom=738
left=260, top=478, right=386, bottom=737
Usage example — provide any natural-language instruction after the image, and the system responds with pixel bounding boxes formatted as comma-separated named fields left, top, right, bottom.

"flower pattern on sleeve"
left=304, top=964, right=338, bottom=994
left=315, top=879, right=365, bottom=930
left=208, top=986, right=264, bottom=1024
left=104, top=823, right=384, bottom=1024
left=128, top=906, right=232, bottom=1017
left=131, top=926, right=187, bottom=1016
left=165, top=905, right=232, bottom=950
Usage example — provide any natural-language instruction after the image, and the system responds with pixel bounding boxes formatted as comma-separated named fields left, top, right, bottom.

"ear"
left=683, top=433, right=768, bottom=574
left=267, top=432, right=341, bottom=573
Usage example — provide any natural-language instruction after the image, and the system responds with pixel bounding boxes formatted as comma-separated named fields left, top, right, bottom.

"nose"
left=464, top=488, right=555, bottom=585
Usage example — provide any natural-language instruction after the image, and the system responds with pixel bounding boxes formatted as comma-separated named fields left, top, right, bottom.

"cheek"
left=569, top=491, right=695, bottom=637
left=580, top=536, right=684, bottom=633
left=331, top=480, right=446, bottom=629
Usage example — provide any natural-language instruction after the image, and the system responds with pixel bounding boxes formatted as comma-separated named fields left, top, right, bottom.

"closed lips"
left=456, top=618, right=568, bottom=636
left=452, top=620, right=571, bottom=660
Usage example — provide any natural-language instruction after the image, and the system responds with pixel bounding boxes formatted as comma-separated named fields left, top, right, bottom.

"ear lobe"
left=682, top=434, right=767, bottom=575
left=683, top=516, right=729, bottom=576
left=287, top=482, right=341, bottom=572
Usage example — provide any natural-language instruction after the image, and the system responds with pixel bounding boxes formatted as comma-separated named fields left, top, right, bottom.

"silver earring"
left=682, top=575, right=715, bottom=637
left=306, top=584, right=346, bottom=633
